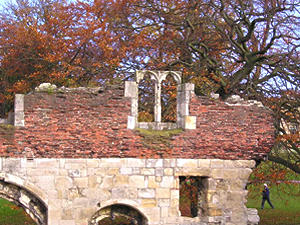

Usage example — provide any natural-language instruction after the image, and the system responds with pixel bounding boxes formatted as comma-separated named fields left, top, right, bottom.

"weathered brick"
left=0, top=86, right=274, bottom=160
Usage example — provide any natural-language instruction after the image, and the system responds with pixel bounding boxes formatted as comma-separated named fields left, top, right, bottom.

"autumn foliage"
left=0, top=0, right=299, bottom=171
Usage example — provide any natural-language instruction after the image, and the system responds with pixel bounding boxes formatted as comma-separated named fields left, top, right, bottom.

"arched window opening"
left=125, top=70, right=196, bottom=130
left=161, top=74, right=177, bottom=123
left=138, top=74, right=155, bottom=122
left=89, top=204, right=148, bottom=225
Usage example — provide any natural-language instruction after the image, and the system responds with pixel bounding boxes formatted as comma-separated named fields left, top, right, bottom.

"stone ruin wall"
left=0, top=158, right=259, bottom=225
left=0, top=74, right=275, bottom=225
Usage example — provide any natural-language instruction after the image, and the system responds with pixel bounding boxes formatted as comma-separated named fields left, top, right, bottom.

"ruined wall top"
left=0, top=76, right=275, bottom=160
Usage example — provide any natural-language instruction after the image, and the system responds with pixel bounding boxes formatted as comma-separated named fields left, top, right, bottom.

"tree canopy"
left=0, top=0, right=299, bottom=172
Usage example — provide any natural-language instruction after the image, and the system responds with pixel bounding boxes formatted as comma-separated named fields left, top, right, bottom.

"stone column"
left=125, top=81, right=138, bottom=129
left=154, top=81, right=162, bottom=123
left=14, top=94, right=25, bottom=127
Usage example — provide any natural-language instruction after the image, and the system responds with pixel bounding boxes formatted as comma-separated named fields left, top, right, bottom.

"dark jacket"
left=262, top=187, right=270, bottom=199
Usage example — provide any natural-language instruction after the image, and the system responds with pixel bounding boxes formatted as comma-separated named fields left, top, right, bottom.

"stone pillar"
left=125, top=81, right=138, bottom=129
left=247, top=208, right=260, bottom=225
left=14, top=94, right=25, bottom=127
left=154, top=81, right=161, bottom=122
left=177, top=83, right=196, bottom=129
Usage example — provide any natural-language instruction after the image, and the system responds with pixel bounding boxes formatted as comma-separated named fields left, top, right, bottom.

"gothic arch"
left=136, top=70, right=182, bottom=85
left=89, top=203, right=148, bottom=225
left=125, top=70, right=196, bottom=129
left=0, top=176, right=48, bottom=225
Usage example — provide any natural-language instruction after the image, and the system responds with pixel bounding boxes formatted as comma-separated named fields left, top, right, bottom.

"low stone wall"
left=0, top=158, right=258, bottom=225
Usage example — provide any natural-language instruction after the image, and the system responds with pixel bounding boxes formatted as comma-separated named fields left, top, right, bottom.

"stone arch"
left=89, top=203, right=148, bottom=225
left=0, top=177, right=48, bottom=225
left=136, top=70, right=182, bottom=85
left=125, top=70, right=196, bottom=130
left=136, top=70, right=182, bottom=124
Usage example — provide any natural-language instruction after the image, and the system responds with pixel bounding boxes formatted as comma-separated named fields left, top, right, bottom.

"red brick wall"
left=0, top=85, right=275, bottom=159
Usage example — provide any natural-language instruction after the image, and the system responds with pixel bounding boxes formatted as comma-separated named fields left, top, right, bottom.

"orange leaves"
left=138, top=111, right=154, bottom=123
left=0, top=0, right=134, bottom=114
left=250, top=161, right=289, bottom=184
left=0, top=94, right=6, bottom=104
left=276, top=134, right=300, bottom=143
left=11, top=80, right=31, bottom=94
left=0, top=0, right=298, bottom=122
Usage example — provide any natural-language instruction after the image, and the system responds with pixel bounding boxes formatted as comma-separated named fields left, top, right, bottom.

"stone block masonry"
left=0, top=158, right=256, bottom=225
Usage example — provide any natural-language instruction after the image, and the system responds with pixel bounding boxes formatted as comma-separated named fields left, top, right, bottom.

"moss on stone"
left=135, top=128, right=183, bottom=137
left=0, top=123, right=15, bottom=130
left=0, top=124, right=15, bottom=141
left=135, top=128, right=183, bottom=151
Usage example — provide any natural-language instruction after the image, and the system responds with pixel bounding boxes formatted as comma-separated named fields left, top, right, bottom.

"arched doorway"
left=0, top=180, right=47, bottom=225
left=89, top=204, right=148, bottom=225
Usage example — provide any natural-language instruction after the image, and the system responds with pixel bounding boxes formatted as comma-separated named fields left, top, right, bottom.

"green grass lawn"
left=0, top=198, right=36, bottom=225
left=247, top=183, right=300, bottom=225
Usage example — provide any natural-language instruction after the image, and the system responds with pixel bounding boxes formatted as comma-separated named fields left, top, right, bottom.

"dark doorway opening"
left=179, top=176, right=208, bottom=218
left=90, top=204, right=148, bottom=225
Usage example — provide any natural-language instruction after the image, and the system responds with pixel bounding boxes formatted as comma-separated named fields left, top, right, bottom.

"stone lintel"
left=0, top=118, right=8, bottom=124
left=136, top=70, right=182, bottom=84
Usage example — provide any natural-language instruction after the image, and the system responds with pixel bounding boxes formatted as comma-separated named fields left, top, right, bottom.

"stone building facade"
left=0, top=71, right=275, bottom=225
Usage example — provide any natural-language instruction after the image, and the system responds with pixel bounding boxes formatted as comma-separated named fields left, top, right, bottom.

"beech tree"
left=0, top=0, right=136, bottom=115
left=269, top=91, right=300, bottom=174
left=106, top=0, right=299, bottom=96
left=104, top=0, right=297, bottom=174
left=104, top=0, right=299, bottom=172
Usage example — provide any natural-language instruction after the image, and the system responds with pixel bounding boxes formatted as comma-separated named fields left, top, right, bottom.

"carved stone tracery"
left=125, top=70, right=196, bottom=130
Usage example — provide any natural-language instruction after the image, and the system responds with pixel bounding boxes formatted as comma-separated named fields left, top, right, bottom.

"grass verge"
left=247, top=183, right=300, bottom=225
left=0, top=198, right=36, bottom=225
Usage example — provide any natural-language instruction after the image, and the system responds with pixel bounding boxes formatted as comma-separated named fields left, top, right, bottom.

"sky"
left=0, top=0, right=76, bottom=10
left=0, top=0, right=14, bottom=10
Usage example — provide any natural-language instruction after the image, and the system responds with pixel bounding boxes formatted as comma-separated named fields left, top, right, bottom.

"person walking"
left=261, top=183, right=274, bottom=209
